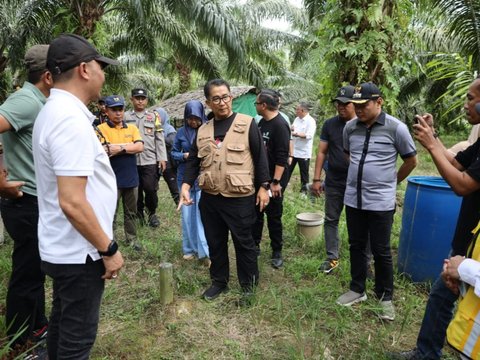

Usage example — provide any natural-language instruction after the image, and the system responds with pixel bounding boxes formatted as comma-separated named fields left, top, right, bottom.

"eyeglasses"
left=210, top=94, right=232, bottom=105
left=254, top=102, right=264, bottom=105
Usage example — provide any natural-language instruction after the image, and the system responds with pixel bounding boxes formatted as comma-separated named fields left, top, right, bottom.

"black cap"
left=350, top=83, right=382, bottom=104
left=332, top=85, right=355, bottom=103
left=47, top=34, right=119, bottom=75
left=131, top=88, right=148, bottom=97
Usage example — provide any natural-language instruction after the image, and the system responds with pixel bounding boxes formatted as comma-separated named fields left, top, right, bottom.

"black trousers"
left=288, top=157, right=310, bottom=190
left=162, top=163, right=179, bottom=205
left=1, top=194, right=47, bottom=346
left=346, top=206, right=394, bottom=301
left=42, top=257, right=105, bottom=360
left=252, top=192, right=284, bottom=254
left=199, top=192, right=259, bottom=290
left=137, top=164, right=159, bottom=215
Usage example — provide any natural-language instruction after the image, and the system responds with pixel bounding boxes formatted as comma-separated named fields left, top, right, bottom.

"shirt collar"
left=356, top=111, right=386, bottom=127
left=23, top=81, right=47, bottom=104
left=48, top=89, right=96, bottom=124
left=106, top=119, right=128, bottom=128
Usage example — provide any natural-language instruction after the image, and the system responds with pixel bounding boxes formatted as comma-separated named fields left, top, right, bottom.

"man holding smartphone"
left=389, top=76, right=480, bottom=359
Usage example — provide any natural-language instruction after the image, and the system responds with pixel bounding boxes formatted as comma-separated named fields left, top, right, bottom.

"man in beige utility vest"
left=179, top=79, right=270, bottom=306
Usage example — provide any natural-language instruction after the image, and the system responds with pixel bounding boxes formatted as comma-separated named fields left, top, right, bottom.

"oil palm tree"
left=397, top=0, right=480, bottom=129
left=2, top=0, right=303, bottom=98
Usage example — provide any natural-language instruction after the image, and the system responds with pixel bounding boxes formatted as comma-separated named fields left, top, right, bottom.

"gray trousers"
left=114, top=187, right=138, bottom=244
left=324, top=185, right=345, bottom=260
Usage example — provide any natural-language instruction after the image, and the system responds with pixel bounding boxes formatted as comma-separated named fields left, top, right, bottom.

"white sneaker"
left=336, top=290, right=367, bottom=306
left=379, top=300, right=395, bottom=321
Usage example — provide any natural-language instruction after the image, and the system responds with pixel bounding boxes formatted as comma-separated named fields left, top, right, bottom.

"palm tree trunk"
left=175, top=62, right=191, bottom=93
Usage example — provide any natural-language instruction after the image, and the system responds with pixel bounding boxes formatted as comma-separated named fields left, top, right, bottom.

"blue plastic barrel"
left=397, top=176, right=462, bottom=282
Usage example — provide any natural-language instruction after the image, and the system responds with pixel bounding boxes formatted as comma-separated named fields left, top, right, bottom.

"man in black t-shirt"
left=311, top=85, right=356, bottom=273
left=252, top=89, right=291, bottom=268
left=389, top=77, right=480, bottom=360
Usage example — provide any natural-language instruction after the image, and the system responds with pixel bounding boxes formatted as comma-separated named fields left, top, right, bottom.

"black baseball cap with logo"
left=47, top=34, right=119, bottom=75
left=131, top=88, right=148, bottom=98
left=332, top=85, right=355, bottom=103
left=350, top=83, right=382, bottom=104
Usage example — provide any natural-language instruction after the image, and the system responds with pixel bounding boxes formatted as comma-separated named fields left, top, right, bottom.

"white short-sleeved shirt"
left=292, top=113, right=316, bottom=159
left=33, top=89, right=117, bottom=264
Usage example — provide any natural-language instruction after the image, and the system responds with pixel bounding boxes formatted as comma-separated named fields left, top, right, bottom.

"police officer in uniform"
left=125, top=88, right=167, bottom=227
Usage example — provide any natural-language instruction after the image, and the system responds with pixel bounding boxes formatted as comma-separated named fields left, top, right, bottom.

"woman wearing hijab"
left=154, top=108, right=179, bottom=205
left=172, top=100, right=210, bottom=265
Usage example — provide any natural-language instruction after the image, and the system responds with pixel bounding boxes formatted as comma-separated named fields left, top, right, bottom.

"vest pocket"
left=198, top=171, right=216, bottom=191
left=225, top=171, right=253, bottom=194
left=198, top=146, right=214, bottom=167
left=226, top=143, right=247, bottom=165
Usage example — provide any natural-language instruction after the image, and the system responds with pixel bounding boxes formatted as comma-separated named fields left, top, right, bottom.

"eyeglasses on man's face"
left=254, top=101, right=264, bottom=106
left=210, top=94, right=232, bottom=105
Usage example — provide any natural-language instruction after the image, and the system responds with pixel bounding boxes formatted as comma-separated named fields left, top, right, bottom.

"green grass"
left=0, top=136, right=464, bottom=359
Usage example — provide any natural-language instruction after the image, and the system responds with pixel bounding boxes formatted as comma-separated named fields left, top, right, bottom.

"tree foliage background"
left=1, top=0, right=480, bottom=131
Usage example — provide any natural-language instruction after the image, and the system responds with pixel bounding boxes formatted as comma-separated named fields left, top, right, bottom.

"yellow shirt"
left=97, top=121, right=142, bottom=144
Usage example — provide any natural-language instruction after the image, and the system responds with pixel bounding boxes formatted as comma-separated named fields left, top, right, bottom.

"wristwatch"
left=260, top=182, right=270, bottom=190
left=98, top=240, right=118, bottom=257
left=272, top=179, right=280, bottom=185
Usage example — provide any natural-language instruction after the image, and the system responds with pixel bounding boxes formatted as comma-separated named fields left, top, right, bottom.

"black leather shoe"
left=271, top=252, right=283, bottom=269
left=202, top=285, right=228, bottom=301
left=148, top=214, right=160, bottom=228
left=386, top=349, right=420, bottom=360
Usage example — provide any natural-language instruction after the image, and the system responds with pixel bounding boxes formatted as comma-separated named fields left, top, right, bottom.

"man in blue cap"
left=97, top=95, right=144, bottom=250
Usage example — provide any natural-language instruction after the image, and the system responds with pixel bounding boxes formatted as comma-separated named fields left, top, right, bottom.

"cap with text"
left=47, top=34, right=119, bottom=75
left=332, top=85, right=355, bottom=103
left=105, top=95, right=125, bottom=108
left=350, top=83, right=382, bottom=104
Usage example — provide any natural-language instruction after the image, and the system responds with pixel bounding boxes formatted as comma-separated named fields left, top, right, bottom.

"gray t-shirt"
left=343, top=112, right=416, bottom=211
